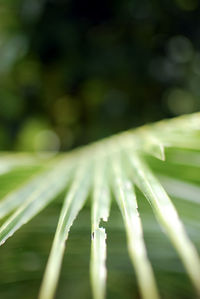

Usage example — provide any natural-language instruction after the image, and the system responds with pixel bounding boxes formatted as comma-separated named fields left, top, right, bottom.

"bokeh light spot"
left=165, top=88, right=196, bottom=115
left=175, top=0, right=198, bottom=11
left=34, top=130, right=60, bottom=153
left=167, top=35, right=193, bottom=64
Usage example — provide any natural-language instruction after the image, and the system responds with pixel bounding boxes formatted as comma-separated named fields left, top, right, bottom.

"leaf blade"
left=128, top=152, right=200, bottom=295
left=90, top=157, right=110, bottom=299
left=111, top=153, right=160, bottom=299
left=0, top=157, right=73, bottom=245
left=39, top=160, right=92, bottom=299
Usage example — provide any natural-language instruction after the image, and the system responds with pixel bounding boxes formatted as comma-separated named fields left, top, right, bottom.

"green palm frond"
left=0, top=113, right=200, bottom=299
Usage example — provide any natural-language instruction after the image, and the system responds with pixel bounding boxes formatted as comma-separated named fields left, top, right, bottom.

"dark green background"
left=1, top=0, right=200, bottom=151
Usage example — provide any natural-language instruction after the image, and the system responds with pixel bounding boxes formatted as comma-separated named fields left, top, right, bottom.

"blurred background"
left=1, top=0, right=200, bottom=152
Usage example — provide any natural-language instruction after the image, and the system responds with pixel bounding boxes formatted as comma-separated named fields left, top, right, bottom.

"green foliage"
left=0, top=113, right=200, bottom=299
left=1, top=0, right=200, bottom=151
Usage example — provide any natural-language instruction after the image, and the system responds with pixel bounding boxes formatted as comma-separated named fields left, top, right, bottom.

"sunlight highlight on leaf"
left=136, top=129, right=165, bottom=160
left=0, top=170, right=47, bottom=219
left=158, top=174, right=200, bottom=204
left=0, top=153, right=46, bottom=175
left=39, top=159, right=92, bottom=299
left=0, top=157, right=73, bottom=245
left=111, top=152, right=160, bottom=299
left=90, top=156, right=110, bottom=299
left=128, top=153, right=200, bottom=295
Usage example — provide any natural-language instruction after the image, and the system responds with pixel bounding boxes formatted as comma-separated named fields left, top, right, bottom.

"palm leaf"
left=0, top=113, right=200, bottom=299
left=90, top=154, right=110, bottom=299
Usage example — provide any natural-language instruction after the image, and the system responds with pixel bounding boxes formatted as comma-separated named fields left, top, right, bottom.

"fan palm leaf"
left=0, top=113, right=200, bottom=299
